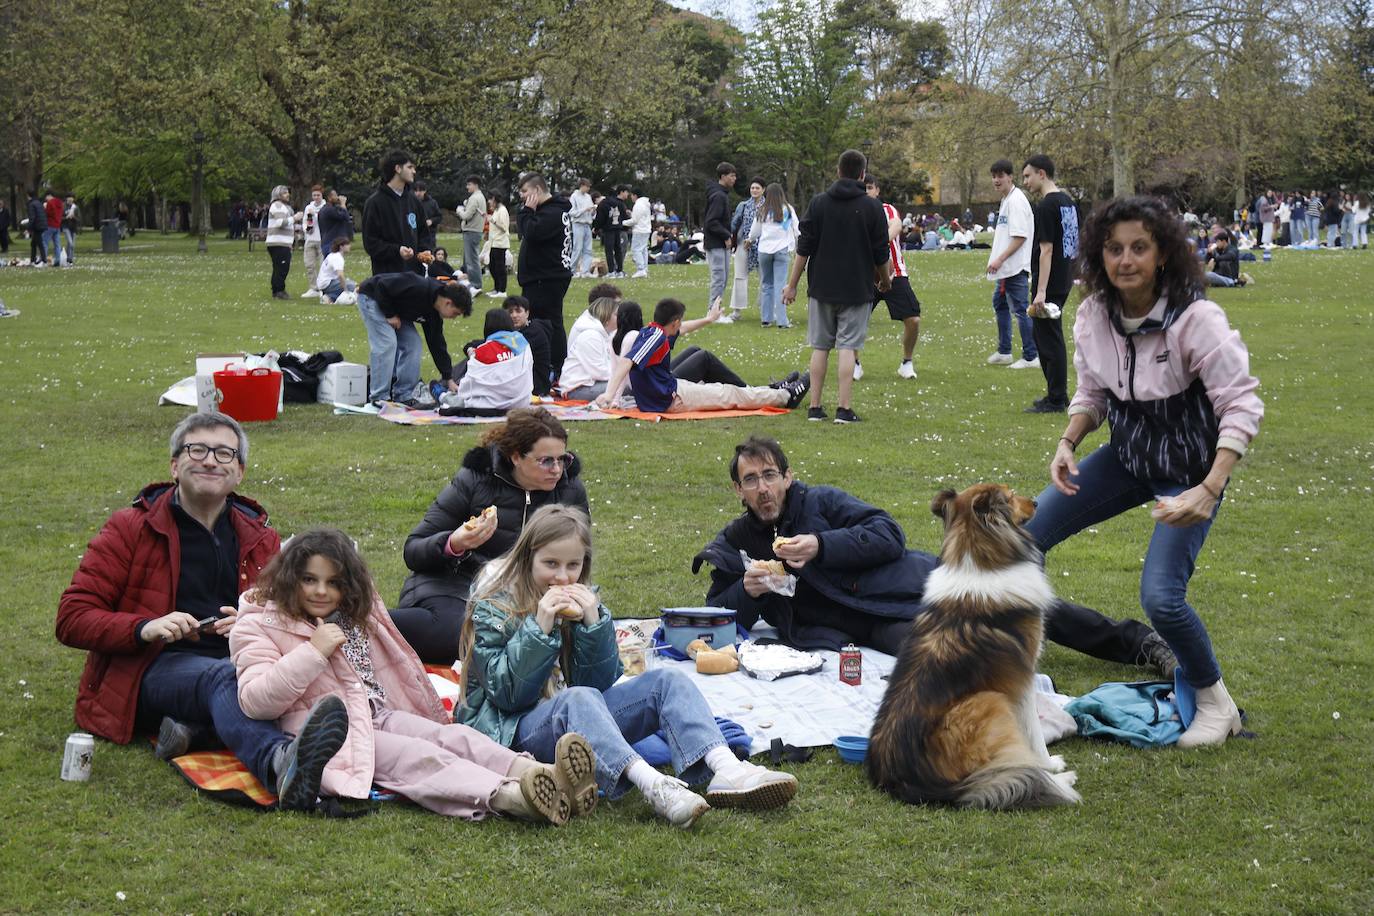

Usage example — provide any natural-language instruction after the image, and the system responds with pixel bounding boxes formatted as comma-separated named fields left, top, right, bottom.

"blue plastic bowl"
left=833, top=735, right=868, bottom=764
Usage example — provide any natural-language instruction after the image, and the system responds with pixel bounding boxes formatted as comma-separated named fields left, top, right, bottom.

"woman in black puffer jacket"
left=392, top=408, right=589, bottom=662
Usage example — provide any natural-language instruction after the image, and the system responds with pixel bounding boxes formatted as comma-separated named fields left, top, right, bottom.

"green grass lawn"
left=1, top=234, right=1370, bottom=913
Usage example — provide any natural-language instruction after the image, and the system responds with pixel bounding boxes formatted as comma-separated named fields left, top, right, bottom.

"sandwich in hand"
left=753, top=559, right=787, bottom=577
left=463, top=505, right=498, bottom=531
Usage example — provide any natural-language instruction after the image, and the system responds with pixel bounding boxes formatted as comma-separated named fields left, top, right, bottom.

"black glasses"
left=178, top=443, right=240, bottom=465
left=738, top=470, right=784, bottom=491
left=528, top=453, right=574, bottom=471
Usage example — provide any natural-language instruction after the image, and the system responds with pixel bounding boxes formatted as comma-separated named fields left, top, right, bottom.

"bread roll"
left=772, top=536, right=791, bottom=552
left=556, top=606, right=583, bottom=620
left=695, top=650, right=739, bottom=675
left=753, top=559, right=787, bottom=576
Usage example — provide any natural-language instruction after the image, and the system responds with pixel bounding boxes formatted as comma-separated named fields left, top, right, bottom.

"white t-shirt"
left=988, top=188, right=1033, bottom=279
left=316, top=251, right=345, bottom=289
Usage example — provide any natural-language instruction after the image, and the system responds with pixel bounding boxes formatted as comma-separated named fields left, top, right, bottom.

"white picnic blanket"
left=616, top=617, right=1076, bottom=756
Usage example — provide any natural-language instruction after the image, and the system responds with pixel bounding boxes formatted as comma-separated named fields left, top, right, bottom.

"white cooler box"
left=317, top=362, right=368, bottom=406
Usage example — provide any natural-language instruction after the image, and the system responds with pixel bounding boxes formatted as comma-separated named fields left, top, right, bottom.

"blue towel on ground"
left=632, top=716, right=753, bottom=764
left=1064, top=680, right=1184, bottom=748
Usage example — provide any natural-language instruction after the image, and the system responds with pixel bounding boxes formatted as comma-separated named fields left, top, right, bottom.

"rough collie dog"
left=866, top=483, right=1080, bottom=810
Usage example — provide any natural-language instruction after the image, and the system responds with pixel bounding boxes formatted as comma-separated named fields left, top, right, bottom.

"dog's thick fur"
left=866, top=483, right=1080, bottom=810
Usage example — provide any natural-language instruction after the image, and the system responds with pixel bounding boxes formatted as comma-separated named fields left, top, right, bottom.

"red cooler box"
left=214, top=367, right=282, bottom=422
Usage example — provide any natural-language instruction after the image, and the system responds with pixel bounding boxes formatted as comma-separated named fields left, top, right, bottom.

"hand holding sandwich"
left=446, top=505, right=498, bottom=554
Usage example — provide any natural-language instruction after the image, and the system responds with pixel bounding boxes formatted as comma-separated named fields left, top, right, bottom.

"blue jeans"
left=62, top=228, right=76, bottom=263
left=758, top=248, right=791, bottom=326
left=1357, top=222, right=1369, bottom=247
left=1204, top=271, right=1238, bottom=288
left=1026, top=445, right=1223, bottom=688
left=42, top=228, right=61, bottom=263
left=706, top=246, right=729, bottom=304
left=137, top=652, right=287, bottom=787
left=513, top=668, right=725, bottom=799
left=356, top=291, right=421, bottom=402
left=320, top=278, right=355, bottom=301
left=571, top=222, right=593, bottom=274
left=1326, top=224, right=1339, bottom=247
left=1307, top=215, right=1320, bottom=240
left=992, top=271, right=1036, bottom=359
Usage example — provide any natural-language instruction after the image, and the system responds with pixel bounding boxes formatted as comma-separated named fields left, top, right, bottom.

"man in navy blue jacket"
left=693, top=436, right=1179, bottom=676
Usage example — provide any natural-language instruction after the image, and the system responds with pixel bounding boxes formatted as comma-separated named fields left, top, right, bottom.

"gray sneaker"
left=1138, top=632, right=1180, bottom=681
left=275, top=696, right=349, bottom=811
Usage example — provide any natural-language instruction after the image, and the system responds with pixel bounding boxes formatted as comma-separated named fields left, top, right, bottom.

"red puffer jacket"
left=55, top=483, right=280, bottom=743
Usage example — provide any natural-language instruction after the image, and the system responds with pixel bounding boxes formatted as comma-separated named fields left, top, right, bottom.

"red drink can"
left=839, top=644, right=862, bottom=686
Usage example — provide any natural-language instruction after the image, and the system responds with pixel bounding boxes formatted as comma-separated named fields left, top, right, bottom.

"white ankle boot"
left=1177, top=678, right=1242, bottom=748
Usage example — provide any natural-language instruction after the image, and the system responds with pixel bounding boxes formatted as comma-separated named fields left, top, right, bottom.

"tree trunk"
left=1106, top=8, right=1134, bottom=196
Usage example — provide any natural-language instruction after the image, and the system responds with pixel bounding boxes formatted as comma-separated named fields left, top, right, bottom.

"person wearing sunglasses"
left=393, top=408, right=589, bottom=663
left=56, top=412, right=348, bottom=810
left=691, top=436, right=1183, bottom=680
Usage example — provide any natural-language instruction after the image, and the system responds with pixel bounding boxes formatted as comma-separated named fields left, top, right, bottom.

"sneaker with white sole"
left=897, top=360, right=917, bottom=379
left=301, top=288, right=320, bottom=298
left=1008, top=357, right=1041, bottom=369
left=852, top=361, right=864, bottom=380
left=715, top=312, right=735, bottom=325
left=644, top=775, right=710, bottom=828
left=705, top=763, right=798, bottom=810
left=631, top=271, right=648, bottom=278
left=986, top=352, right=1014, bottom=365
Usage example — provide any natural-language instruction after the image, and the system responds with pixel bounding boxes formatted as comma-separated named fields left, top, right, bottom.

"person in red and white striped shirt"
left=861, top=176, right=921, bottom=379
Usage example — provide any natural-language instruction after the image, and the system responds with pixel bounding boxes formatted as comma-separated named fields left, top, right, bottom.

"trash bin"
left=101, top=219, right=120, bottom=254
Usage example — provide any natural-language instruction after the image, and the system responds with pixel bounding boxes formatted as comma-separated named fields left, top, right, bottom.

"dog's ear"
left=970, top=485, right=1009, bottom=518
left=931, top=489, right=957, bottom=520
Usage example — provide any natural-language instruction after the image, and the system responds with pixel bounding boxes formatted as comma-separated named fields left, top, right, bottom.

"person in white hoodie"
left=624, top=187, right=654, bottom=278
left=266, top=185, right=300, bottom=300
left=558, top=295, right=619, bottom=401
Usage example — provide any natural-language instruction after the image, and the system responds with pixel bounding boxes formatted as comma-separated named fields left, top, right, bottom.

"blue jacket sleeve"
left=808, top=487, right=906, bottom=570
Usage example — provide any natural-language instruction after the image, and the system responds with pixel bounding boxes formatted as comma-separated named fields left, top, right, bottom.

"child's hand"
left=311, top=623, right=346, bottom=659
left=536, top=588, right=570, bottom=634
left=563, top=584, right=601, bottom=625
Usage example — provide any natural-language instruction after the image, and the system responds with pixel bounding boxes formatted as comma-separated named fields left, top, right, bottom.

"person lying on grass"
left=230, top=527, right=589, bottom=824
left=593, top=297, right=809, bottom=413
left=457, top=505, right=798, bottom=829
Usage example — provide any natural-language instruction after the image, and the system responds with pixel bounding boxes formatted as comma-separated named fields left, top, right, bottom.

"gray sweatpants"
left=707, top=246, right=729, bottom=306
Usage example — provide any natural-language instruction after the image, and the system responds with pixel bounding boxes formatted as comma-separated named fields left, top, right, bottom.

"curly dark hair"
left=480, top=407, right=568, bottom=457
left=254, top=527, right=375, bottom=630
left=1077, top=196, right=1203, bottom=315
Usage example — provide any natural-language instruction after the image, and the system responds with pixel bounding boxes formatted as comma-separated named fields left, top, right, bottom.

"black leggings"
left=490, top=247, right=508, bottom=293
left=1031, top=314, right=1067, bottom=405
left=268, top=245, right=291, bottom=294
left=390, top=597, right=467, bottom=665
left=671, top=345, right=747, bottom=387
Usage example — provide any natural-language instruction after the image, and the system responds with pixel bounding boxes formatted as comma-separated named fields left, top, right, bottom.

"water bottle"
left=1262, top=247, right=1272, bottom=263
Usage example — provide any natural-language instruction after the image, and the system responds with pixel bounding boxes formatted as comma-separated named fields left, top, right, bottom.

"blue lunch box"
left=660, top=607, right=739, bottom=655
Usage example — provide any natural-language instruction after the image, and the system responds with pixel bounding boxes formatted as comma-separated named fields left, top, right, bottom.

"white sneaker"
left=644, top=775, right=710, bottom=828
left=715, top=312, right=735, bottom=325
left=486, top=290, right=505, bottom=298
left=852, top=362, right=864, bottom=380
left=301, top=288, right=320, bottom=298
left=986, top=352, right=1014, bottom=365
left=897, top=361, right=917, bottom=379
left=705, top=762, right=797, bottom=810
left=1008, top=357, right=1041, bottom=369
left=632, top=271, right=648, bottom=278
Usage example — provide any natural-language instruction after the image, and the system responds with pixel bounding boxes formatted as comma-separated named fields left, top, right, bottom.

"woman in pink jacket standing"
left=230, top=527, right=596, bottom=823
left=1026, top=196, right=1263, bottom=749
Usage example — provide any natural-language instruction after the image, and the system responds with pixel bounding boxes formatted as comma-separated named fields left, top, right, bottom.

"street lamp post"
left=193, top=130, right=207, bottom=254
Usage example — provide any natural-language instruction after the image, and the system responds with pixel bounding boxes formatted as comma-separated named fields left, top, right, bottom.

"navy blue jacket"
left=692, top=481, right=937, bottom=649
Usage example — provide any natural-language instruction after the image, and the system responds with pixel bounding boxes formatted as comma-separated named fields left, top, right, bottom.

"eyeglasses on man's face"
left=178, top=442, right=240, bottom=465
left=738, top=469, right=785, bottom=491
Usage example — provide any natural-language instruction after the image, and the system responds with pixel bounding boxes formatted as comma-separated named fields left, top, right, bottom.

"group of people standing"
left=1245, top=189, right=1370, bottom=249
left=6, top=190, right=80, bottom=266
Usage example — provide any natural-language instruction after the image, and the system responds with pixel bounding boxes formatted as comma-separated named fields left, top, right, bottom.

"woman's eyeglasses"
left=529, top=453, right=574, bottom=471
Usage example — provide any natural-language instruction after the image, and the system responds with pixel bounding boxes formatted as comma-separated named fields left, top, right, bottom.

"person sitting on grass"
left=593, top=297, right=810, bottom=413
left=1203, top=230, right=1254, bottom=288
left=458, top=505, right=798, bottom=829
left=439, top=308, right=533, bottom=414
left=55, top=412, right=347, bottom=812
left=355, top=271, right=473, bottom=408
left=558, top=295, right=620, bottom=402
left=503, top=295, right=554, bottom=397
left=231, top=527, right=590, bottom=825
left=315, top=237, right=356, bottom=304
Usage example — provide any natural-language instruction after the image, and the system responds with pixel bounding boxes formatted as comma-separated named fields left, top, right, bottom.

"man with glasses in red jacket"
left=56, top=412, right=348, bottom=811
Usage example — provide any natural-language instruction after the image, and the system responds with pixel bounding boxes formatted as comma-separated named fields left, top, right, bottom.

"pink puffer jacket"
left=230, top=591, right=448, bottom=799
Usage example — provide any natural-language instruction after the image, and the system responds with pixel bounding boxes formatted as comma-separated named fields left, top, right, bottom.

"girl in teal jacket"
left=457, top=505, right=797, bottom=828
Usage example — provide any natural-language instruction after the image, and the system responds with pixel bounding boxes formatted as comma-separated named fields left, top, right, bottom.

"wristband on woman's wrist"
left=1059, top=436, right=1079, bottom=452
left=1201, top=479, right=1224, bottom=500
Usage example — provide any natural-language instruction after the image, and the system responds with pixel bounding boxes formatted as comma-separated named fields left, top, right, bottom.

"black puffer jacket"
left=398, top=444, right=589, bottom=609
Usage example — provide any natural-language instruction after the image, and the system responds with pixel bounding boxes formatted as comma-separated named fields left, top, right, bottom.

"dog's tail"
left=953, top=765, right=1081, bottom=811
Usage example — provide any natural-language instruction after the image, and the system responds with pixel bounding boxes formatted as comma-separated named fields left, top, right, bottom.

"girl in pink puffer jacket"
left=229, top=527, right=595, bottom=824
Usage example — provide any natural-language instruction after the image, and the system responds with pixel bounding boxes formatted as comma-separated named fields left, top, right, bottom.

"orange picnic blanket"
left=554, top=399, right=790, bottom=422
left=161, top=664, right=461, bottom=808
